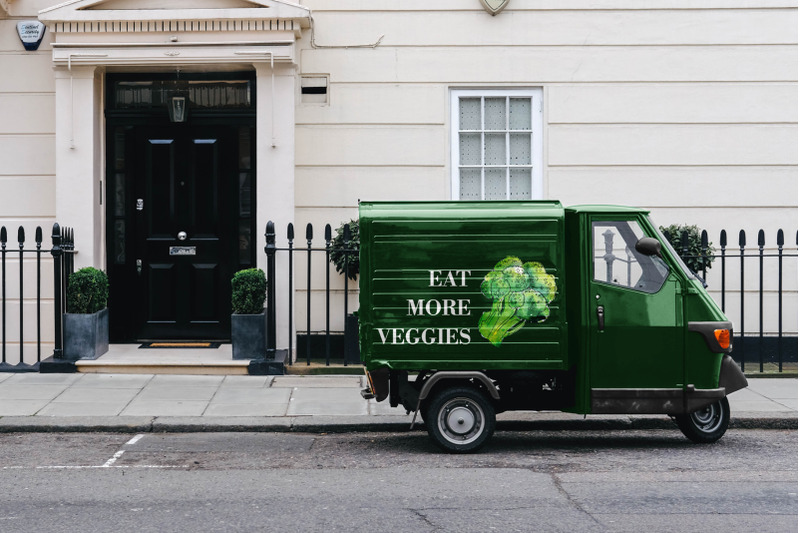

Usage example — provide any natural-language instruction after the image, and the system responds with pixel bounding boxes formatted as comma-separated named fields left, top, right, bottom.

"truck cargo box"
left=359, top=201, right=569, bottom=372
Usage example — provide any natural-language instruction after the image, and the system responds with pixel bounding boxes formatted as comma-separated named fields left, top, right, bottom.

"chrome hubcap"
left=438, top=398, right=483, bottom=445
left=691, top=402, right=723, bottom=432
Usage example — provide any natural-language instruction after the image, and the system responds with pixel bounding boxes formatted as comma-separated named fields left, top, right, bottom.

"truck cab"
left=358, top=201, right=748, bottom=452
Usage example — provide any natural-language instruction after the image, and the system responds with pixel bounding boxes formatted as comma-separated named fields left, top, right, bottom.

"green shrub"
left=67, top=267, right=109, bottom=314
left=329, top=219, right=360, bottom=281
left=231, top=268, right=267, bottom=314
left=659, top=224, right=716, bottom=272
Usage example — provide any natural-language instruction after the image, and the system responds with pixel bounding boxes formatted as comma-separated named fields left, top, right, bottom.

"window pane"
left=459, top=98, right=481, bottom=130
left=114, top=128, right=126, bottom=171
left=239, top=220, right=252, bottom=264
left=509, top=168, right=531, bottom=199
left=509, top=98, right=532, bottom=130
left=484, top=133, right=506, bottom=165
left=452, top=90, right=540, bottom=202
left=509, top=133, right=531, bottom=165
left=459, top=168, right=481, bottom=200
left=485, top=168, right=507, bottom=200
left=460, top=133, right=481, bottom=165
left=484, top=97, right=506, bottom=130
left=114, top=220, right=126, bottom=264
left=114, top=173, right=126, bottom=217
left=113, top=80, right=252, bottom=110
left=239, top=172, right=252, bottom=217
left=238, top=127, right=251, bottom=170
left=592, top=221, right=669, bottom=293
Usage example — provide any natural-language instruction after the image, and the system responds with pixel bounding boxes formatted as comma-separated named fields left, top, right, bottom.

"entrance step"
left=76, top=344, right=249, bottom=375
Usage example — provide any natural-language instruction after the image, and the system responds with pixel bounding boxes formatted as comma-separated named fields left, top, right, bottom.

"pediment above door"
left=40, top=0, right=310, bottom=25
left=39, top=0, right=309, bottom=67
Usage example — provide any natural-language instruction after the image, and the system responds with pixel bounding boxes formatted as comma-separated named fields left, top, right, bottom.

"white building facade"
left=0, top=0, right=796, bottom=361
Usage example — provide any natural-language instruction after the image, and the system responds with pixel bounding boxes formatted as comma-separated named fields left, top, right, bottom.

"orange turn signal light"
left=714, top=329, right=731, bottom=350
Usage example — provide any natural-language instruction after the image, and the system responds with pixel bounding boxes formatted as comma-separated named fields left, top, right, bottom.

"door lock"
left=136, top=259, right=142, bottom=276
left=596, top=305, right=605, bottom=332
left=177, top=231, right=187, bottom=241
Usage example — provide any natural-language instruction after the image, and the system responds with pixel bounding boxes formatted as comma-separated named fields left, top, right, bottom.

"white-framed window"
left=450, top=89, right=543, bottom=200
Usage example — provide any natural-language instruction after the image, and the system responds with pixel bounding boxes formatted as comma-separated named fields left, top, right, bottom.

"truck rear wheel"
left=425, top=387, right=496, bottom=453
left=675, top=397, right=730, bottom=444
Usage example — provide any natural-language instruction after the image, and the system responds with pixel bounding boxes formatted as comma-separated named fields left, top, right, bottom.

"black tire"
left=675, top=397, right=730, bottom=444
left=425, top=387, right=496, bottom=453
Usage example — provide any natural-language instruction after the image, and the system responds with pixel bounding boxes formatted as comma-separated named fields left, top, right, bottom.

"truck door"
left=589, top=218, right=684, bottom=390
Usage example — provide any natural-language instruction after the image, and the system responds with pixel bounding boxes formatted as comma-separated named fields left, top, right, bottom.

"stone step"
left=74, top=344, right=249, bottom=375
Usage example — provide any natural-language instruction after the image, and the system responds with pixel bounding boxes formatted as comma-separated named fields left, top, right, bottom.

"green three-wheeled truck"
left=357, top=201, right=748, bottom=452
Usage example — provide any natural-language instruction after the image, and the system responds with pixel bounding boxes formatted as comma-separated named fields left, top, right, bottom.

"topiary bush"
left=329, top=219, right=360, bottom=281
left=231, top=268, right=267, bottom=314
left=659, top=224, right=716, bottom=273
left=67, top=267, right=109, bottom=314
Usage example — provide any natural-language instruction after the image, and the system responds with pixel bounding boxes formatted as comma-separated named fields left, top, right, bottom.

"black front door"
left=107, top=122, right=255, bottom=342
left=134, top=125, right=235, bottom=339
left=105, top=73, right=257, bottom=343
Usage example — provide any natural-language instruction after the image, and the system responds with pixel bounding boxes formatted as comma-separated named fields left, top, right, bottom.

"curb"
left=0, top=414, right=793, bottom=433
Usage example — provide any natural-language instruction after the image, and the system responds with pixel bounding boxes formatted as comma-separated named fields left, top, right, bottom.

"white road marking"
left=35, top=465, right=188, bottom=469
left=102, top=450, right=125, bottom=467
left=1, top=434, right=188, bottom=469
left=102, top=433, right=146, bottom=467
left=1, top=465, right=187, bottom=470
left=126, top=434, right=145, bottom=446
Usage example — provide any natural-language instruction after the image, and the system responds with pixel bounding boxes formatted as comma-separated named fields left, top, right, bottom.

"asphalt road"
left=0, top=429, right=795, bottom=532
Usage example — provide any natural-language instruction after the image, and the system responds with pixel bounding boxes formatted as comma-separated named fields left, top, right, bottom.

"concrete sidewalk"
left=0, top=372, right=795, bottom=433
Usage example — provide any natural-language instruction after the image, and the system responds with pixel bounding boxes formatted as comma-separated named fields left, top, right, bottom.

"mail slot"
left=169, top=246, right=196, bottom=256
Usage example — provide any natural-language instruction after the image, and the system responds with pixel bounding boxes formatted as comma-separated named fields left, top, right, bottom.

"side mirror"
left=635, top=237, right=662, bottom=258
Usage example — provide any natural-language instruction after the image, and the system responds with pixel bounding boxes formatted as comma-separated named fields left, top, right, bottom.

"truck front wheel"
left=425, top=387, right=496, bottom=453
left=675, top=397, right=730, bottom=444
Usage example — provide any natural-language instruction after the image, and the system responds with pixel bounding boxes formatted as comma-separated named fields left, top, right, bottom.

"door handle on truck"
left=597, top=305, right=605, bottom=331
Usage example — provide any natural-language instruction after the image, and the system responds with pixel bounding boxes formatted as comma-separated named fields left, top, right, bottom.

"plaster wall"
left=293, top=0, right=797, bottom=336
left=0, top=1, right=796, bottom=364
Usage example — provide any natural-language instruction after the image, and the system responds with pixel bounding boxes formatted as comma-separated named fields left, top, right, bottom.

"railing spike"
left=18, top=226, right=25, bottom=244
left=264, top=221, right=275, bottom=252
left=306, top=223, right=313, bottom=241
left=35, top=226, right=42, bottom=244
left=738, top=229, right=746, bottom=247
left=287, top=222, right=294, bottom=241
left=719, top=229, right=727, bottom=248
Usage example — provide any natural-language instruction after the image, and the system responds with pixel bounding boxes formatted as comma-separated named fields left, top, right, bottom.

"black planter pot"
left=231, top=309, right=267, bottom=360
left=63, top=308, right=109, bottom=361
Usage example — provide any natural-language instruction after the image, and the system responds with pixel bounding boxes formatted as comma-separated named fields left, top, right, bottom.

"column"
left=53, top=65, right=103, bottom=270
left=255, top=61, right=296, bottom=359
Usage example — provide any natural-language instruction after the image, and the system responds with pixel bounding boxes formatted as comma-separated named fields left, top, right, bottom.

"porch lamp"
left=168, top=95, right=188, bottom=123
left=167, top=68, right=189, bottom=123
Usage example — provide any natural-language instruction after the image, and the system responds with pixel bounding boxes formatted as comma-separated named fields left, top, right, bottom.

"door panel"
left=589, top=218, right=685, bottom=389
left=190, top=263, right=220, bottom=321
left=135, top=126, right=235, bottom=340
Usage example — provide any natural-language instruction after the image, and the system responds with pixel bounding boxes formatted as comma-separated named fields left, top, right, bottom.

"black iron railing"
left=0, top=224, right=74, bottom=371
left=264, top=221, right=358, bottom=366
left=665, top=228, right=798, bottom=373
left=0, top=221, right=794, bottom=373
